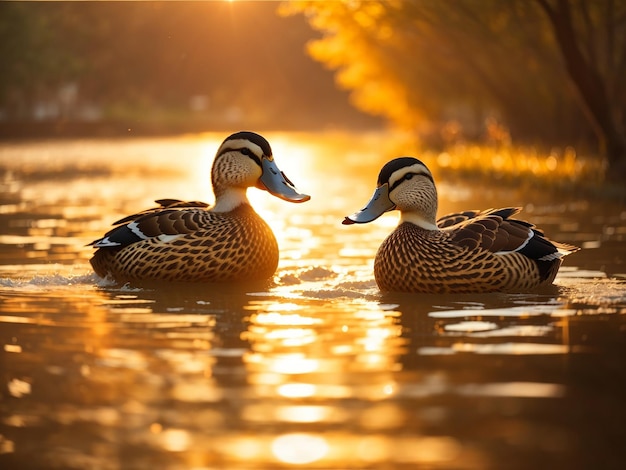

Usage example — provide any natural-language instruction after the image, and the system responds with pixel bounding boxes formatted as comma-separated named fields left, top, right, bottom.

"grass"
left=428, top=144, right=602, bottom=185
left=379, top=133, right=619, bottom=198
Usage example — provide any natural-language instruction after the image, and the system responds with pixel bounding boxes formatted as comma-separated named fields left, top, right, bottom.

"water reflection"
left=244, top=299, right=403, bottom=399
left=271, top=433, right=329, bottom=464
left=1, top=133, right=626, bottom=469
left=233, top=299, right=425, bottom=467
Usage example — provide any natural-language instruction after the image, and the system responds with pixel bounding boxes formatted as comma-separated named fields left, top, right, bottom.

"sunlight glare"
left=251, top=310, right=322, bottom=326
left=272, top=433, right=329, bottom=465
left=267, top=134, right=315, bottom=187
left=263, top=327, right=317, bottom=347
left=190, top=137, right=222, bottom=202
left=268, top=354, right=320, bottom=374
left=275, top=405, right=337, bottom=423
left=160, top=428, right=191, bottom=452
left=277, top=383, right=317, bottom=398
left=8, top=378, right=31, bottom=398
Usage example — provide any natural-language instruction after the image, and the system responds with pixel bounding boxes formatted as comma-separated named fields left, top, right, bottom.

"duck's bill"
left=342, top=184, right=395, bottom=225
left=259, top=158, right=311, bottom=203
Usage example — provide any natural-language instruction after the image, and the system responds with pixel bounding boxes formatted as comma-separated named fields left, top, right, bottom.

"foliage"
left=281, top=0, right=626, bottom=176
left=0, top=2, right=377, bottom=131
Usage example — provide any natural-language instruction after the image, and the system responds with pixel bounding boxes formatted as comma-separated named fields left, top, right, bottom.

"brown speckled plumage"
left=89, top=131, right=309, bottom=283
left=90, top=202, right=278, bottom=283
left=344, top=158, right=579, bottom=294
left=374, top=213, right=561, bottom=294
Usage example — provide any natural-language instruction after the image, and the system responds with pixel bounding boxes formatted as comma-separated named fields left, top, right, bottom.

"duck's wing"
left=111, top=199, right=209, bottom=225
left=436, top=208, right=520, bottom=229
left=439, top=207, right=579, bottom=260
left=89, top=199, right=212, bottom=248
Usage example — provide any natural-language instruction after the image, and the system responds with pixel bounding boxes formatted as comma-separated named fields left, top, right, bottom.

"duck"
left=342, top=157, right=579, bottom=294
left=89, top=131, right=310, bottom=283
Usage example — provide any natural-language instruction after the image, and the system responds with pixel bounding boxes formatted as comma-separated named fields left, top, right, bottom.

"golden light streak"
left=272, top=433, right=329, bottom=465
left=256, top=353, right=320, bottom=375
left=276, top=383, right=316, bottom=398
left=160, top=429, right=191, bottom=452
left=275, top=405, right=339, bottom=423
left=8, top=379, right=31, bottom=398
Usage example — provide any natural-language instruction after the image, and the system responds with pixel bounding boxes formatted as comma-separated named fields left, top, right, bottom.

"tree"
left=283, top=0, right=626, bottom=180
left=0, top=2, right=378, bottom=132
left=535, top=0, right=626, bottom=180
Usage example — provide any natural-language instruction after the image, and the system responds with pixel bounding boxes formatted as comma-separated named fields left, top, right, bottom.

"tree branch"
left=535, top=0, right=556, bottom=21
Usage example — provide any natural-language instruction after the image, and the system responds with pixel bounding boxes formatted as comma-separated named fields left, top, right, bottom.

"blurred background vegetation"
left=282, top=0, right=626, bottom=182
left=0, top=1, right=381, bottom=136
left=0, top=0, right=624, bottom=182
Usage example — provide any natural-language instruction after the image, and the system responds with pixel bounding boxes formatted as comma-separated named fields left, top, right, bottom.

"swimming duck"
left=90, top=131, right=310, bottom=283
left=343, top=157, right=579, bottom=293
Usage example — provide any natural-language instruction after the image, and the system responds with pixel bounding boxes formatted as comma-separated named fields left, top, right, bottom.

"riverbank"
left=1, top=127, right=623, bottom=201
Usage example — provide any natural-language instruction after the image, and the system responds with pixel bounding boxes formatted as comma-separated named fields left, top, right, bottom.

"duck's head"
left=211, top=131, right=310, bottom=212
left=343, top=157, right=438, bottom=230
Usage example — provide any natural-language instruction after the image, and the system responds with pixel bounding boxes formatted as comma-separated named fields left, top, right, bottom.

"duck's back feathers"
left=436, top=208, right=520, bottom=229
left=90, top=202, right=279, bottom=283
left=439, top=207, right=578, bottom=263
left=441, top=208, right=525, bottom=253
left=437, top=207, right=579, bottom=286
left=372, top=206, right=579, bottom=293
left=89, top=199, right=211, bottom=248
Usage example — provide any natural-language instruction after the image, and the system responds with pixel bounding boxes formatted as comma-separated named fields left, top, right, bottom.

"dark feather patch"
left=377, top=157, right=426, bottom=185
left=218, top=131, right=272, bottom=158
left=443, top=208, right=527, bottom=253
left=89, top=199, right=211, bottom=248
left=441, top=206, right=578, bottom=263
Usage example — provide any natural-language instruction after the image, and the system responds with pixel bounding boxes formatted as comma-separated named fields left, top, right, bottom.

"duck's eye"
left=390, top=172, right=423, bottom=192
left=239, top=147, right=262, bottom=166
left=390, top=171, right=434, bottom=191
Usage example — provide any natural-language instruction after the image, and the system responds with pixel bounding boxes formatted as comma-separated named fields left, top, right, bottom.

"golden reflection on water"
left=243, top=300, right=404, bottom=400
left=1, top=133, right=626, bottom=469
left=222, top=298, right=469, bottom=468
left=0, top=132, right=433, bottom=269
left=272, top=433, right=329, bottom=464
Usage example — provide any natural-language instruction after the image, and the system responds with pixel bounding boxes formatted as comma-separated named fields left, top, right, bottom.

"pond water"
left=1, top=133, right=625, bottom=469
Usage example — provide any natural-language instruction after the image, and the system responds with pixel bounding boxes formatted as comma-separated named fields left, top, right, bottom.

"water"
left=1, top=133, right=625, bottom=469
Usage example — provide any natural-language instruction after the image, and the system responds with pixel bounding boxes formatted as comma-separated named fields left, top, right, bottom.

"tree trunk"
left=536, top=0, right=626, bottom=181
